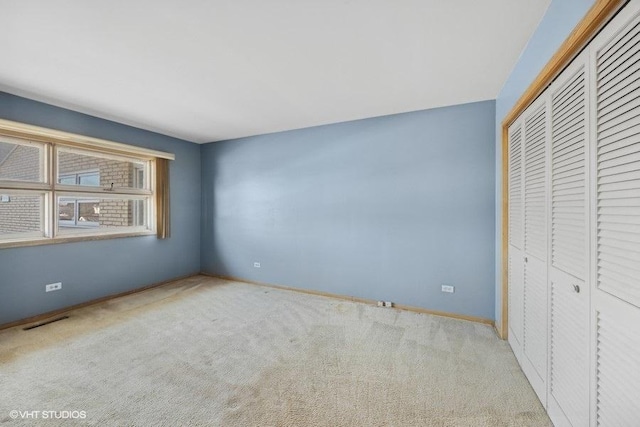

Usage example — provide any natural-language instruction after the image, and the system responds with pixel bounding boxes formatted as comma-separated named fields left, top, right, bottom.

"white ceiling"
left=0, top=0, right=551, bottom=143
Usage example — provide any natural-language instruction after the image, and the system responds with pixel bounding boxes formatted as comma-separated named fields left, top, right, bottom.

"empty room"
left=1, top=0, right=639, bottom=426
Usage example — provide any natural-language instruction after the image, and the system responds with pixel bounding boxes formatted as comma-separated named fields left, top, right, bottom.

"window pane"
left=59, top=175, right=76, bottom=185
left=0, top=139, right=44, bottom=182
left=59, top=171, right=100, bottom=187
left=78, top=172, right=100, bottom=186
left=0, top=194, right=43, bottom=238
left=78, top=200, right=100, bottom=223
left=57, top=196, right=148, bottom=234
left=58, top=199, right=76, bottom=224
left=57, top=149, right=146, bottom=190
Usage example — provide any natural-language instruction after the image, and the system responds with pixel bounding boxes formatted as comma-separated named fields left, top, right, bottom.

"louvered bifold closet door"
left=525, top=104, right=548, bottom=262
left=510, top=124, right=524, bottom=251
left=595, top=6, right=640, bottom=309
left=591, top=4, right=640, bottom=425
left=508, top=122, right=525, bottom=357
left=551, top=63, right=588, bottom=279
left=548, top=53, right=590, bottom=427
left=522, top=100, right=549, bottom=404
left=595, top=300, right=640, bottom=427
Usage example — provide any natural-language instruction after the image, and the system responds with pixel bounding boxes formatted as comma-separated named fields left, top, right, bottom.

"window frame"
left=0, top=118, right=174, bottom=249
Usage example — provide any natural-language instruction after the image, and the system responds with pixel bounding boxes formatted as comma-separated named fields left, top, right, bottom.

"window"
left=0, top=119, right=174, bottom=247
left=58, top=171, right=100, bottom=228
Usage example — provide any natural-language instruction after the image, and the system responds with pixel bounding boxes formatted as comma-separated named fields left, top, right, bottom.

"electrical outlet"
left=253, top=262, right=261, bottom=268
left=384, top=301, right=393, bottom=307
left=377, top=301, right=384, bottom=307
left=441, top=285, right=455, bottom=293
left=46, top=282, right=62, bottom=292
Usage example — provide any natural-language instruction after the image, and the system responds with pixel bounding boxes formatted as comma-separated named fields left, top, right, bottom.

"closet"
left=507, top=2, right=640, bottom=426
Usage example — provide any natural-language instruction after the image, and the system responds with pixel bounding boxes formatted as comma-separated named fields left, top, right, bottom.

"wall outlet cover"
left=45, top=282, right=62, bottom=292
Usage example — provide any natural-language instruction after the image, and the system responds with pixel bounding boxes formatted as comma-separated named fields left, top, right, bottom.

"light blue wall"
left=201, top=101, right=496, bottom=320
left=0, top=92, right=201, bottom=325
left=494, top=0, right=594, bottom=324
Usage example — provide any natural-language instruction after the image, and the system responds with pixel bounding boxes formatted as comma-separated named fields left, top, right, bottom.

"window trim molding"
left=0, top=230, right=157, bottom=249
left=0, top=118, right=175, bottom=160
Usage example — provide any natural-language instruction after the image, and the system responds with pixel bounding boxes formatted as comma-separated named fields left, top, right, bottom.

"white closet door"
left=590, top=3, right=640, bottom=425
left=549, top=270, right=588, bottom=427
left=522, top=255, right=547, bottom=402
left=595, top=298, right=640, bottom=426
left=508, top=122, right=525, bottom=357
left=510, top=123, right=524, bottom=251
left=547, top=53, right=590, bottom=427
left=508, top=247, right=524, bottom=360
left=594, top=5, right=640, bottom=309
left=522, top=99, right=549, bottom=404
left=550, top=61, right=588, bottom=281
left=524, top=103, right=548, bottom=263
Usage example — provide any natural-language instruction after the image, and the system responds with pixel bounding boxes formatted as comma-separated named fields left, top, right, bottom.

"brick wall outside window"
left=58, top=154, right=136, bottom=227
left=0, top=146, right=41, bottom=234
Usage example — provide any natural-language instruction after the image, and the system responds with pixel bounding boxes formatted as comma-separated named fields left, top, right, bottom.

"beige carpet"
left=0, top=275, right=551, bottom=426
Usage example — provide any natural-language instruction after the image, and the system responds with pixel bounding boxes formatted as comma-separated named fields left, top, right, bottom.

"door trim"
left=499, top=0, right=625, bottom=339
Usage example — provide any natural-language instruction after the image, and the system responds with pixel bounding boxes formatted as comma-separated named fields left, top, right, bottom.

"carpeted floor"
left=0, top=275, right=551, bottom=426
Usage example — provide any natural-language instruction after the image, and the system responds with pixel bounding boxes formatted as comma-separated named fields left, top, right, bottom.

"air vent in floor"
left=23, top=316, right=69, bottom=331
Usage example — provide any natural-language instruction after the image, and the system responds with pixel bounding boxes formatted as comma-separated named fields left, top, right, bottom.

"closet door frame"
left=500, top=0, right=624, bottom=340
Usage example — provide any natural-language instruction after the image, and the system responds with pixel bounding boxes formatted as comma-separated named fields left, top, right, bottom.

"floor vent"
left=23, top=316, right=69, bottom=331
